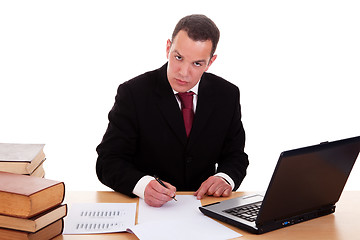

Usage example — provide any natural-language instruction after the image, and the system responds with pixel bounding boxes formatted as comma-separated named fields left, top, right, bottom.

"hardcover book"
left=0, top=171, right=65, bottom=218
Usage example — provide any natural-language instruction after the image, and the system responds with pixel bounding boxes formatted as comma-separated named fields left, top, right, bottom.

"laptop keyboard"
left=223, top=202, right=262, bottom=222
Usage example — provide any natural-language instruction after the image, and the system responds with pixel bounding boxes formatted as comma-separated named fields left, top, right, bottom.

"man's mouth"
left=175, top=78, right=188, bottom=85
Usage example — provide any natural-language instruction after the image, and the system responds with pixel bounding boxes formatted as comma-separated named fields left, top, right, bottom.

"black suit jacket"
left=96, top=63, right=249, bottom=197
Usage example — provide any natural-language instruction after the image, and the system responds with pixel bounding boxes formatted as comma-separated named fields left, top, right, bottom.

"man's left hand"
left=194, top=176, right=232, bottom=200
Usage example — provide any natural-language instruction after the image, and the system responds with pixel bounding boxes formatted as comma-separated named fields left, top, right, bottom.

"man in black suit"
left=96, top=14, right=249, bottom=207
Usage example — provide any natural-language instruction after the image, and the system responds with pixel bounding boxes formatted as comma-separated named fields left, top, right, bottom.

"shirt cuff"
left=215, top=172, right=235, bottom=190
left=132, top=175, right=154, bottom=199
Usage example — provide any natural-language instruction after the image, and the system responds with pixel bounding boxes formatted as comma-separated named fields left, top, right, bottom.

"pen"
left=153, top=175, right=177, bottom=201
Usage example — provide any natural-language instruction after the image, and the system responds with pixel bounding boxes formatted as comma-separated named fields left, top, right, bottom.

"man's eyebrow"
left=174, top=50, right=207, bottom=64
left=174, top=50, right=182, bottom=56
left=194, top=59, right=207, bottom=64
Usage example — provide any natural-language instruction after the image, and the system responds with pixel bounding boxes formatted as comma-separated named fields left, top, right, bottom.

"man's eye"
left=194, top=62, right=202, bottom=67
left=175, top=55, right=182, bottom=61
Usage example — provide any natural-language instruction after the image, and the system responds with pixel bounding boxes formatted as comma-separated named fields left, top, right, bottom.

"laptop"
left=199, top=136, right=360, bottom=234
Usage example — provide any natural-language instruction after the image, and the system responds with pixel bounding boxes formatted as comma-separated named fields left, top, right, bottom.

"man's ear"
left=205, top=54, right=217, bottom=71
left=166, top=39, right=172, bottom=59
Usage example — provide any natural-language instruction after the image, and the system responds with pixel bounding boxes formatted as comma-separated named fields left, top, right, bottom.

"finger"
left=144, top=190, right=167, bottom=207
left=222, top=188, right=231, bottom=197
left=144, top=181, right=174, bottom=206
left=212, top=188, right=224, bottom=197
left=194, top=189, right=199, bottom=196
left=201, top=176, right=221, bottom=196
left=150, top=180, right=175, bottom=199
left=195, top=181, right=213, bottom=200
left=208, top=181, right=224, bottom=196
left=213, top=184, right=231, bottom=197
left=144, top=195, right=167, bottom=207
left=163, top=181, right=177, bottom=196
left=211, top=178, right=232, bottom=197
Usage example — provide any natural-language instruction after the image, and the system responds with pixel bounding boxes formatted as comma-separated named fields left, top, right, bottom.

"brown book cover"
left=0, top=172, right=65, bottom=218
left=0, top=204, right=67, bottom=232
left=0, top=143, right=45, bottom=175
left=0, top=219, right=63, bottom=240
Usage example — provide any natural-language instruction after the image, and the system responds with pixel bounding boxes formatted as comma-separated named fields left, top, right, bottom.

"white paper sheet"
left=138, top=195, right=200, bottom=224
left=63, top=203, right=136, bottom=234
left=130, top=195, right=242, bottom=240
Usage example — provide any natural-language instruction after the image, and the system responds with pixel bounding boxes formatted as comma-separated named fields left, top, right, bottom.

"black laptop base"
left=256, top=204, right=336, bottom=234
left=199, top=205, right=259, bottom=234
left=199, top=204, right=336, bottom=234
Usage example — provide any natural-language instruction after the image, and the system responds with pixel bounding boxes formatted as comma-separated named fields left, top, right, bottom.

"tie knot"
left=177, top=92, right=194, bottom=110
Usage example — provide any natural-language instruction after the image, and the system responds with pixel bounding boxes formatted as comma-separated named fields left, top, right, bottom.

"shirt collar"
left=172, top=80, right=200, bottom=95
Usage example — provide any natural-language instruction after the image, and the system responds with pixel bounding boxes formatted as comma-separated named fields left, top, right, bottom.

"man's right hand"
left=144, top=179, right=177, bottom=207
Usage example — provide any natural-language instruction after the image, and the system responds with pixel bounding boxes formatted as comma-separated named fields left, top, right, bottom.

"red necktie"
left=177, top=92, right=194, bottom=137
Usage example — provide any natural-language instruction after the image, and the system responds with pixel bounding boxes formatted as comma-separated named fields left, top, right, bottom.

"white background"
left=1, top=0, right=359, bottom=192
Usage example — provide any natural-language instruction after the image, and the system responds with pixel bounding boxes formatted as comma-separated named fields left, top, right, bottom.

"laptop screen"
left=256, top=136, right=360, bottom=225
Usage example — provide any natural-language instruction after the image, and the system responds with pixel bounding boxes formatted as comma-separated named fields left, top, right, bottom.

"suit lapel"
left=154, top=65, right=188, bottom=146
left=188, top=76, right=214, bottom=146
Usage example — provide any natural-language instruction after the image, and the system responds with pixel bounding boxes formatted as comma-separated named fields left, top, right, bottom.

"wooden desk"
left=54, top=191, right=359, bottom=240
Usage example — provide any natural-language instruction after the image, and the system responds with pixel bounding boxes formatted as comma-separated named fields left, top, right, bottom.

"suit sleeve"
left=96, top=82, right=145, bottom=197
left=216, top=87, right=249, bottom=190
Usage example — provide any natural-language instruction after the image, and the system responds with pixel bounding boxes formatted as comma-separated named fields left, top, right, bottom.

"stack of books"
left=0, top=143, right=46, bottom=177
left=0, top=171, right=67, bottom=240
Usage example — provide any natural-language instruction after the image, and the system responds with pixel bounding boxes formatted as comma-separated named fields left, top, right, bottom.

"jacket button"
left=185, top=157, right=192, bottom=164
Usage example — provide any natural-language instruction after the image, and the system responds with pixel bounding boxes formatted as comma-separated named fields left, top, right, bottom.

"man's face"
left=166, top=30, right=217, bottom=93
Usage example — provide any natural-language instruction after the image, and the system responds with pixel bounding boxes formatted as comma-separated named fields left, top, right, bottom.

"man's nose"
left=179, top=63, right=190, bottom=77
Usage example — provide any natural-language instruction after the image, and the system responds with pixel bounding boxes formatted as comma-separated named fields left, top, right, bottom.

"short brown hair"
left=172, top=14, right=220, bottom=57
